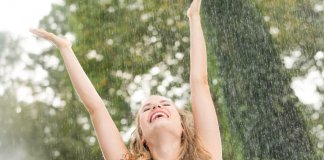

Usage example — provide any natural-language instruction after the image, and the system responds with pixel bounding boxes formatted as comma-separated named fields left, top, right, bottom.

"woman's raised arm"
left=187, top=1, right=222, bottom=159
left=30, top=29, right=128, bottom=160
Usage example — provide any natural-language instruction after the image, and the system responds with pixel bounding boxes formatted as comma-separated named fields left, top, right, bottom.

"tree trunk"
left=204, top=0, right=315, bottom=159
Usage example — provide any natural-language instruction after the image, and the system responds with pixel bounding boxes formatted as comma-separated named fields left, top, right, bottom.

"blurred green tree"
left=203, top=0, right=320, bottom=159
left=33, top=0, right=191, bottom=159
left=3, top=0, right=322, bottom=159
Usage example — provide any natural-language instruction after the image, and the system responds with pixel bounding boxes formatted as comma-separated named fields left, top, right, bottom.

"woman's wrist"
left=59, top=45, right=73, bottom=53
left=188, top=14, right=201, bottom=21
left=58, top=44, right=72, bottom=50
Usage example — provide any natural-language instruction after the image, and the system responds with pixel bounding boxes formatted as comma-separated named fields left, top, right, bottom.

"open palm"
left=187, top=0, right=202, bottom=18
left=30, top=28, right=71, bottom=49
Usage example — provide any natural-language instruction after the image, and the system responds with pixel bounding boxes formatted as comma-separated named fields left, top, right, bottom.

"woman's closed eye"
left=142, top=103, right=170, bottom=112
left=143, top=107, right=150, bottom=112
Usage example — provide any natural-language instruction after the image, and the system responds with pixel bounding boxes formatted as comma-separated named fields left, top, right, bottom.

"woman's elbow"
left=84, top=100, right=105, bottom=116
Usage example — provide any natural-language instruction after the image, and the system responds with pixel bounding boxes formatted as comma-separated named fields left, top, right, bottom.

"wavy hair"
left=124, top=109, right=212, bottom=160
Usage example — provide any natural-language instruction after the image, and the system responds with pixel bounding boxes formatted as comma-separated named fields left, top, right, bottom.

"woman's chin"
left=150, top=117, right=169, bottom=125
left=150, top=118, right=181, bottom=133
left=149, top=118, right=175, bottom=130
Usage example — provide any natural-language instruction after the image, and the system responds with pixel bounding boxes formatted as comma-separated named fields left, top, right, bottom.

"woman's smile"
left=148, top=109, right=170, bottom=123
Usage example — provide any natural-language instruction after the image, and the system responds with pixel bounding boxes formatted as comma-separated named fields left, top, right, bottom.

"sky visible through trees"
left=0, top=0, right=324, bottom=159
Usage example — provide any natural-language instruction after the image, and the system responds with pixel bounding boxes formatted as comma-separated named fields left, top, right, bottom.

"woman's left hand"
left=187, top=0, right=202, bottom=18
left=29, top=28, right=72, bottom=49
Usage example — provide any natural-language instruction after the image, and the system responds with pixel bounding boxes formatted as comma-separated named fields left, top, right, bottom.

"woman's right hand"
left=187, top=0, right=202, bottom=18
left=30, top=28, right=129, bottom=160
left=29, top=28, right=72, bottom=49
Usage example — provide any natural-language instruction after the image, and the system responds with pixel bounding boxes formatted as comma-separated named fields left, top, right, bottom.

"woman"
left=30, top=0, right=222, bottom=159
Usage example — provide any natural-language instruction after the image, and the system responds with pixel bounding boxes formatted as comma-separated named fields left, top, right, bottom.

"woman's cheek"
left=139, top=113, right=148, bottom=127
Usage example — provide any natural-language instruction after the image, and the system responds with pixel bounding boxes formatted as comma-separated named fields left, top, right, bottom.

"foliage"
left=1, top=0, right=324, bottom=159
left=35, top=0, right=190, bottom=159
left=204, top=0, right=317, bottom=159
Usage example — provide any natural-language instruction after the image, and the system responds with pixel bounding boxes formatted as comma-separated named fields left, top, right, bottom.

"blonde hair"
left=125, top=109, right=212, bottom=160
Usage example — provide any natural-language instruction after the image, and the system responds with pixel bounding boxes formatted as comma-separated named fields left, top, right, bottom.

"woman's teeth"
left=151, top=112, right=168, bottom=122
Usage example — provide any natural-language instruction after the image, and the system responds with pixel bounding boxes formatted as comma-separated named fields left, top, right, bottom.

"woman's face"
left=138, top=95, right=183, bottom=143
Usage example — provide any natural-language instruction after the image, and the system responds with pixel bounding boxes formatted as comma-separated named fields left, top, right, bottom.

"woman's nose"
left=152, top=104, right=161, bottom=109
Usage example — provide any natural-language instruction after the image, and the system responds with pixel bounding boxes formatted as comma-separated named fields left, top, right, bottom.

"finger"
left=30, top=28, right=56, bottom=41
left=37, top=29, right=54, bottom=39
left=29, top=29, right=49, bottom=38
left=29, top=28, right=41, bottom=35
left=191, top=0, right=201, bottom=6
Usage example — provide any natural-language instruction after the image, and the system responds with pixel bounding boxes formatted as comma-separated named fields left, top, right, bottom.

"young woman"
left=30, top=0, right=222, bottom=159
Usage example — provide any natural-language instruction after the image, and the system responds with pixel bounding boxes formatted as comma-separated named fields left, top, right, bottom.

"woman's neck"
left=146, top=134, right=181, bottom=160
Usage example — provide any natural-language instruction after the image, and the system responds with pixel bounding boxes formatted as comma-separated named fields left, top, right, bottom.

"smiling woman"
left=128, top=95, right=213, bottom=160
left=29, top=0, right=222, bottom=159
